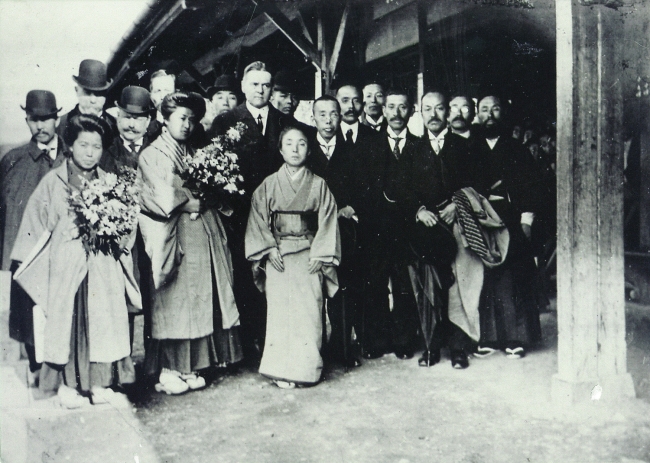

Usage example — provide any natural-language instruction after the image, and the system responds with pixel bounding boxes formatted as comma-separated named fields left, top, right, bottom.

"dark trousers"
left=361, top=220, right=419, bottom=354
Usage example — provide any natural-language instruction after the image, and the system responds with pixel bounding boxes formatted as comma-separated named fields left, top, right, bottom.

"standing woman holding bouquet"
left=138, top=92, right=242, bottom=395
left=11, top=114, right=139, bottom=408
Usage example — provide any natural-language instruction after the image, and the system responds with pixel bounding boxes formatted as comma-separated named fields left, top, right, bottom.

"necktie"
left=390, top=136, right=402, bottom=159
left=320, top=144, right=332, bottom=159
left=129, top=142, right=137, bottom=154
left=346, top=129, right=354, bottom=145
left=257, top=114, right=264, bottom=134
left=430, top=137, right=440, bottom=155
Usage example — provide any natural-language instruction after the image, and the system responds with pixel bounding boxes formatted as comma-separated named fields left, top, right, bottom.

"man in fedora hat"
left=270, top=70, right=315, bottom=139
left=208, top=74, right=239, bottom=118
left=1, top=90, right=66, bottom=378
left=99, top=86, right=153, bottom=173
left=56, top=59, right=117, bottom=140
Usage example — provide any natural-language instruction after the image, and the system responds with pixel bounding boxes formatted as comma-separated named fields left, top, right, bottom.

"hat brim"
left=207, top=86, right=237, bottom=98
left=272, top=85, right=294, bottom=94
left=115, top=101, right=153, bottom=116
left=20, top=105, right=62, bottom=117
left=72, top=76, right=113, bottom=92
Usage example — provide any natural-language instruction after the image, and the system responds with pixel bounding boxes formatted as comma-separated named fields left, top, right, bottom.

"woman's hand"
left=268, top=248, right=285, bottom=272
left=182, top=198, right=202, bottom=213
left=439, top=202, right=457, bottom=225
left=308, top=259, right=323, bottom=274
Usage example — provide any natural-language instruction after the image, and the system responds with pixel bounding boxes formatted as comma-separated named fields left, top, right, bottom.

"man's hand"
left=308, top=259, right=323, bottom=274
left=521, top=223, right=532, bottom=240
left=268, top=248, right=285, bottom=272
left=338, top=205, right=356, bottom=220
left=439, top=202, right=457, bottom=225
left=416, top=209, right=438, bottom=227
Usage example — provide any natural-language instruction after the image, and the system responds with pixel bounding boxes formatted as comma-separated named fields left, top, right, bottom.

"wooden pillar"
left=553, top=0, right=635, bottom=404
left=416, top=0, right=428, bottom=105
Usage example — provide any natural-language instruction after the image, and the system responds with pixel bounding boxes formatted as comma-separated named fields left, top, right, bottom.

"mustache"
left=426, top=116, right=444, bottom=124
left=389, top=116, right=405, bottom=123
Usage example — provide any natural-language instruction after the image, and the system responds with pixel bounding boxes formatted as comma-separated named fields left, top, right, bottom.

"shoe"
left=505, top=347, right=526, bottom=359
left=155, top=369, right=189, bottom=395
left=180, top=372, right=207, bottom=390
left=418, top=350, right=441, bottom=367
left=362, top=350, right=384, bottom=360
left=344, top=357, right=362, bottom=368
left=90, top=387, right=131, bottom=408
left=57, top=385, right=90, bottom=409
left=272, top=379, right=296, bottom=389
left=451, top=351, right=469, bottom=369
left=473, top=346, right=497, bottom=358
left=394, top=349, right=414, bottom=360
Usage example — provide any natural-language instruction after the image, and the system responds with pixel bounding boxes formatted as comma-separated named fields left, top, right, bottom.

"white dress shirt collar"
left=339, top=121, right=359, bottom=143
left=387, top=127, right=407, bottom=153
left=246, top=102, right=269, bottom=134
left=37, top=137, right=58, bottom=160
left=121, top=135, right=145, bottom=152
left=486, top=136, right=500, bottom=150
left=365, top=114, right=384, bottom=127
left=317, top=133, right=337, bottom=159
left=428, top=128, right=448, bottom=155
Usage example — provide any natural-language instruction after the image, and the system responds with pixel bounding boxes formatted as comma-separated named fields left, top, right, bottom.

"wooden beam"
left=296, top=10, right=314, bottom=45
left=328, top=1, right=351, bottom=77
left=250, top=0, right=322, bottom=70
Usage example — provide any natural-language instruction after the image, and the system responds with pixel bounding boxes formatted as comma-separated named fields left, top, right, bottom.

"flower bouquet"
left=176, top=121, right=246, bottom=219
left=68, top=167, right=140, bottom=258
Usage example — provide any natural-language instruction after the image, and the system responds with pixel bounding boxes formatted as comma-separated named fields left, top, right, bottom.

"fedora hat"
left=115, top=86, right=153, bottom=115
left=72, top=59, right=112, bottom=91
left=20, top=90, right=61, bottom=117
left=207, top=74, right=238, bottom=98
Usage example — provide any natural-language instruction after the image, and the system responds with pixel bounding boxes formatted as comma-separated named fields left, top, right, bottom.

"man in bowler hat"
left=208, top=74, right=239, bottom=117
left=1, top=90, right=66, bottom=379
left=270, top=70, right=315, bottom=139
left=56, top=59, right=117, bottom=140
left=99, top=86, right=153, bottom=173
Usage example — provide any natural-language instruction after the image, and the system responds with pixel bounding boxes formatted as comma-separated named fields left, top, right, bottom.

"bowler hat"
left=72, top=59, right=112, bottom=91
left=20, top=90, right=61, bottom=117
left=115, top=86, right=153, bottom=115
left=273, top=70, right=297, bottom=94
left=207, top=74, right=238, bottom=98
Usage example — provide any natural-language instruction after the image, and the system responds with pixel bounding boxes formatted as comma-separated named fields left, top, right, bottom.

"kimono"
left=10, top=160, right=139, bottom=393
left=138, top=128, right=242, bottom=374
left=245, top=164, right=340, bottom=384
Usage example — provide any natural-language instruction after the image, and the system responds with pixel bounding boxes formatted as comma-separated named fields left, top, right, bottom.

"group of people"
left=0, top=56, right=552, bottom=405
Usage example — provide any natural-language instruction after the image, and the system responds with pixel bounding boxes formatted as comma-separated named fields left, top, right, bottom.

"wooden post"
left=553, top=0, right=635, bottom=404
left=416, top=0, right=427, bottom=105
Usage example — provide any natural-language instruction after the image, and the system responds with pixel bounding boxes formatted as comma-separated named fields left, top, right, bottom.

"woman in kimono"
left=138, top=92, right=242, bottom=395
left=245, top=127, right=340, bottom=389
left=11, top=114, right=138, bottom=408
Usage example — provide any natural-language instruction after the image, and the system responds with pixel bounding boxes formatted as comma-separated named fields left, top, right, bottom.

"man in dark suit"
left=57, top=59, right=116, bottom=140
left=359, top=81, right=388, bottom=132
left=307, top=95, right=363, bottom=368
left=411, top=91, right=476, bottom=369
left=360, top=89, right=423, bottom=360
left=448, top=95, right=476, bottom=140
left=470, top=95, right=542, bottom=359
left=100, top=86, right=153, bottom=173
left=335, top=83, right=380, bottom=147
left=1, top=90, right=66, bottom=379
left=270, top=70, right=316, bottom=139
left=210, top=61, right=289, bottom=360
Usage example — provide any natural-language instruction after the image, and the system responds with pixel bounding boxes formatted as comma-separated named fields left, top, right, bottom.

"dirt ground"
left=116, top=307, right=650, bottom=463
left=4, top=300, right=650, bottom=462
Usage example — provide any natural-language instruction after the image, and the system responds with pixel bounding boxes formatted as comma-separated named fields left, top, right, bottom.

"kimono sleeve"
left=10, top=174, right=57, bottom=264
left=137, top=146, right=189, bottom=219
left=245, top=181, right=276, bottom=262
left=309, top=179, right=341, bottom=266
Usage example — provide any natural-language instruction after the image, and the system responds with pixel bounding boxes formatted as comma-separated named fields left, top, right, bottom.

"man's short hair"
left=243, top=61, right=270, bottom=78
left=384, top=88, right=413, bottom=107
left=149, top=70, right=176, bottom=90
left=334, top=81, right=361, bottom=95
left=312, top=94, right=341, bottom=114
left=421, top=89, right=447, bottom=104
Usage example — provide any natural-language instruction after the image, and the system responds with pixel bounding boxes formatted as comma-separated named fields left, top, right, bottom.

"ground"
left=3, top=306, right=650, bottom=463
